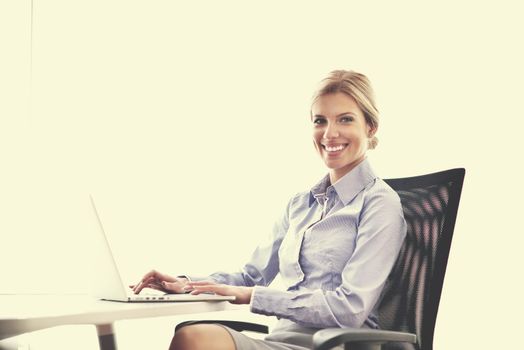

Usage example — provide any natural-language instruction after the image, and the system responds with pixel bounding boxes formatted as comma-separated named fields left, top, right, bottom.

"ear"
left=367, top=124, right=377, bottom=138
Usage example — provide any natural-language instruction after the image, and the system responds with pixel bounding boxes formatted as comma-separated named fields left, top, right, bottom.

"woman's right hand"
left=129, top=269, right=189, bottom=294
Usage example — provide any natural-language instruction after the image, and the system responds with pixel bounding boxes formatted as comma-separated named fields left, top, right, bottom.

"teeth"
left=325, top=144, right=346, bottom=152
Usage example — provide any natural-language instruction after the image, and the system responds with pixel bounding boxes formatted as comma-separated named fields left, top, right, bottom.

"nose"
left=323, top=121, right=340, bottom=139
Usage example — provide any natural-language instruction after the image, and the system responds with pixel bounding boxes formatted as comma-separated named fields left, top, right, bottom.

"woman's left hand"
left=185, top=281, right=253, bottom=304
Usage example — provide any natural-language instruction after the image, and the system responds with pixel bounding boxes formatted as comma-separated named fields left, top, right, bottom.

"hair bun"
left=369, top=136, right=378, bottom=150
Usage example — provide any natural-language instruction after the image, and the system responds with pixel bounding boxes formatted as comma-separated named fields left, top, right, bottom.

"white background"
left=1, top=1, right=523, bottom=349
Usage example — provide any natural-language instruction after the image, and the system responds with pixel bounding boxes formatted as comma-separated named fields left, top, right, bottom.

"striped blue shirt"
left=209, top=158, right=406, bottom=330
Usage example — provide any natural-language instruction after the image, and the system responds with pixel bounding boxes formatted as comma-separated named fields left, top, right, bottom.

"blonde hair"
left=312, top=70, right=380, bottom=149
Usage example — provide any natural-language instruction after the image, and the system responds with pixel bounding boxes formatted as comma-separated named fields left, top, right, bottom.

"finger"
left=132, top=272, right=155, bottom=294
left=148, top=280, right=164, bottom=289
left=136, top=270, right=154, bottom=285
left=146, top=270, right=177, bottom=283
left=133, top=270, right=177, bottom=294
left=162, top=281, right=186, bottom=294
left=186, top=280, right=217, bottom=287
left=185, top=281, right=221, bottom=291
left=184, top=284, right=209, bottom=293
left=132, top=281, right=144, bottom=294
left=133, top=279, right=149, bottom=294
left=141, top=270, right=160, bottom=283
left=190, top=288, right=213, bottom=295
left=129, top=282, right=149, bottom=289
left=190, top=284, right=228, bottom=295
left=138, top=270, right=163, bottom=286
left=146, top=283, right=166, bottom=292
left=133, top=276, right=157, bottom=294
left=188, top=284, right=219, bottom=291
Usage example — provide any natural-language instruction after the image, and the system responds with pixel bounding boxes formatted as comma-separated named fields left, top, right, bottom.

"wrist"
left=175, top=276, right=192, bottom=294
left=245, top=287, right=254, bottom=304
left=176, top=275, right=191, bottom=282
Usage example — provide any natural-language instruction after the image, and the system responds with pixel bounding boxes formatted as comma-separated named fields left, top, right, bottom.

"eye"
left=313, top=117, right=327, bottom=125
left=339, top=115, right=354, bottom=123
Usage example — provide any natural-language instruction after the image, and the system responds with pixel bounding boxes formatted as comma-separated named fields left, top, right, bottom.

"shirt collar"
left=309, top=158, right=378, bottom=207
left=309, top=174, right=331, bottom=206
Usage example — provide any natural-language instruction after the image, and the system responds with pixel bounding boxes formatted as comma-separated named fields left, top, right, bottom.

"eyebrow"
left=312, top=112, right=357, bottom=119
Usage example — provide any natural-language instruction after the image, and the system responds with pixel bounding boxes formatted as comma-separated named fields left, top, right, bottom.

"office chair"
left=176, top=168, right=465, bottom=350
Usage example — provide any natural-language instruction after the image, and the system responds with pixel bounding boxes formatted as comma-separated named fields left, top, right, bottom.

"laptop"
left=89, top=195, right=235, bottom=303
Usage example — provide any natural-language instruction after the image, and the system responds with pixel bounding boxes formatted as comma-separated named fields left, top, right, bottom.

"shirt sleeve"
left=250, top=190, right=407, bottom=328
left=202, top=195, right=295, bottom=287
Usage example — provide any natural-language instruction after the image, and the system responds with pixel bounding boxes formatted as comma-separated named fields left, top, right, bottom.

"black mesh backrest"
left=380, top=169, right=465, bottom=350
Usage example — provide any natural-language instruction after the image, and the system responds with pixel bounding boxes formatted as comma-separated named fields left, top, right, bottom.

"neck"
left=329, top=156, right=366, bottom=184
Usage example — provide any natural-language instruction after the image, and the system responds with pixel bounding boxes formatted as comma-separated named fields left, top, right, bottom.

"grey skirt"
left=217, top=323, right=344, bottom=350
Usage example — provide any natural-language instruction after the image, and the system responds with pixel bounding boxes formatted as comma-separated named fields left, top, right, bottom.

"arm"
left=250, top=190, right=407, bottom=328
left=132, top=196, right=293, bottom=294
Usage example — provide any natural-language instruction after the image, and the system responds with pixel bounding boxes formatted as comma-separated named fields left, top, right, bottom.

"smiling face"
left=312, top=92, right=375, bottom=183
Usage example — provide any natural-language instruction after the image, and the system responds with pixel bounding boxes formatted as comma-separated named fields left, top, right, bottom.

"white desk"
left=0, top=294, right=237, bottom=350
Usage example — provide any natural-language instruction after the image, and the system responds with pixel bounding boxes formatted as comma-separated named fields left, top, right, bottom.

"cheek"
left=312, top=130, right=322, bottom=143
left=346, top=128, right=367, bottom=144
left=312, top=139, right=321, bottom=152
left=312, top=134, right=323, bottom=153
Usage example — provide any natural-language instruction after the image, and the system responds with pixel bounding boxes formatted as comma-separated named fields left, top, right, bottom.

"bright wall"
left=1, top=1, right=523, bottom=349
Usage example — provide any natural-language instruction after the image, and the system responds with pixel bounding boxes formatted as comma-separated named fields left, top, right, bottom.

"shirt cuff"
left=249, top=286, right=294, bottom=317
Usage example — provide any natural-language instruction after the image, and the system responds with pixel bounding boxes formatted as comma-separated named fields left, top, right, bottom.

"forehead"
left=311, top=92, right=364, bottom=117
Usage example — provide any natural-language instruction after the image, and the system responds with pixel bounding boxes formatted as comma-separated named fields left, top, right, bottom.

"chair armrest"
left=313, top=328, right=416, bottom=350
left=175, top=320, right=269, bottom=334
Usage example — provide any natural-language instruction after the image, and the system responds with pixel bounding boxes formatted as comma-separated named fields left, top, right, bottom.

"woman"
left=131, top=70, right=407, bottom=350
